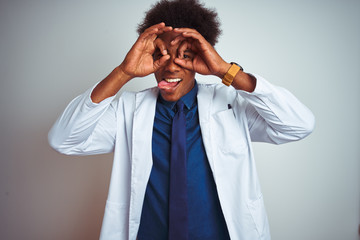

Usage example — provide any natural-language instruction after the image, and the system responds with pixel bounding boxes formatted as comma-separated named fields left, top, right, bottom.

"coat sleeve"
left=48, top=84, right=119, bottom=155
left=236, top=74, right=315, bottom=144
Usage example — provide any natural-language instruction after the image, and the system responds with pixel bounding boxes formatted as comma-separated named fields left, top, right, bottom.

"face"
left=154, top=31, right=196, bottom=102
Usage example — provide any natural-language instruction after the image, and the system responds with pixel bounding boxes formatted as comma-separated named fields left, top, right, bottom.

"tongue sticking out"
left=158, top=80, right=180, bottom=89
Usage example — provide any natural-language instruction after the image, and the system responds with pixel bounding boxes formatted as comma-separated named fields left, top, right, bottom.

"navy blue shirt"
left=138, top=82, right=230, bottom=240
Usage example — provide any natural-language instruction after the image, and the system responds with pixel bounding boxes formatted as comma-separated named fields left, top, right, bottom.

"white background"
left=0, top=0, right=359, bottom=239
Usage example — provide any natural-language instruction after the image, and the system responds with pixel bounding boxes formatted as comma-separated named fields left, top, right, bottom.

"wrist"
left=117, top=64, right=133, bottom=83
left=222, top=62, right=243, bottom=86
left=231, top=71, right=256, bottom=92
left=216, top=62, right=232, bottom=79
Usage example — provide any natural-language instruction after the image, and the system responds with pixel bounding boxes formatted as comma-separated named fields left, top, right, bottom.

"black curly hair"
left=137, top=0, right=221, bottom=46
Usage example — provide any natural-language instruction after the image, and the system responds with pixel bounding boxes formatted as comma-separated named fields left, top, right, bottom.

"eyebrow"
left=183, top=49, right=194, bottom=54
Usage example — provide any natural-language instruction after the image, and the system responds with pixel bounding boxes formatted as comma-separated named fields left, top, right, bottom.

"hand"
left=119, top=22, right=172, bottom=79
left=171, top=28, right=230, bottom=78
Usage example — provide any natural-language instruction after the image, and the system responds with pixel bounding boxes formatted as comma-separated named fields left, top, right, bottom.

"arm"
left=48, top=86, right=118, bottom=155
left=171, top=28, right=256, bottom=92
left=49, top=23, right=173, bottom=154
left=237, top=74, right=315, bottom=144
left=170, top=28, right=315, bottom=143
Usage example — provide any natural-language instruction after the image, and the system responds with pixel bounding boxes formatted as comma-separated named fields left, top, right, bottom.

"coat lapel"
left=197, top=85, right=216, bottom=172
left=128, top=87, right=158, bottom=239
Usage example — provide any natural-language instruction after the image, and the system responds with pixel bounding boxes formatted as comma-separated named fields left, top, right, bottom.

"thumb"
left=153, top=54, right=170, bottom=72
left=174, top=58, right=194, bottom=71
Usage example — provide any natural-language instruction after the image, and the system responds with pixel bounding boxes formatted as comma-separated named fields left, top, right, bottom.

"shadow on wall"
left=2, top=123, right=113, bottom=240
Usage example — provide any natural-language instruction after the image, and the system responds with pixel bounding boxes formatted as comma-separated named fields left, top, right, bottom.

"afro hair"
left=137, top=0, right=221, bottom=46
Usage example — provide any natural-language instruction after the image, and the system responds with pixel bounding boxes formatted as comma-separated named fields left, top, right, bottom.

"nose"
left=164, top=55, right=181, bottom=73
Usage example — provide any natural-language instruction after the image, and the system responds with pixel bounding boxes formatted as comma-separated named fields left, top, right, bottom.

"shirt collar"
left=158, top=80, right=198, bottom=110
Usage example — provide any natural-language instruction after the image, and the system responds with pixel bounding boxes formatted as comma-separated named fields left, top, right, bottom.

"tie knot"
left=176, top=100, right=184, bottom=112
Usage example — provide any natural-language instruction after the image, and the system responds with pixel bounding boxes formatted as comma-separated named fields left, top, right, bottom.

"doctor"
left=48, top=0, right=315, bottom=239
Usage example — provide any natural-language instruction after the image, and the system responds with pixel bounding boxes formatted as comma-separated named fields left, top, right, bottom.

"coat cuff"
left=84, top=81, right=116, bottom=109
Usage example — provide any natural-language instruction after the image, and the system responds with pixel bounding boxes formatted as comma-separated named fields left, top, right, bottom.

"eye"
left=182, top=52, right=194, bottom=60
left=153, top=52, right=162, bottom=60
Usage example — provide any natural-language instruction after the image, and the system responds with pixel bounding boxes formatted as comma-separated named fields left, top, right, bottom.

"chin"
left=159, top=92, right=181, bottom=102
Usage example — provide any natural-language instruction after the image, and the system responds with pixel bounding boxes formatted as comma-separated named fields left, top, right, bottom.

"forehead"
left=157, top=31, right=182, bottom=47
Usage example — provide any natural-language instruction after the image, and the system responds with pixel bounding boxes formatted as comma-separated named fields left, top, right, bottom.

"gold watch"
left=222, top=62, right=243, bottom=86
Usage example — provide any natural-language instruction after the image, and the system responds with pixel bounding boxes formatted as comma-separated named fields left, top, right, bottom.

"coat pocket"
left=211, top=109, right=247, bottom=154
left=100, top=200, right=129, bottom=239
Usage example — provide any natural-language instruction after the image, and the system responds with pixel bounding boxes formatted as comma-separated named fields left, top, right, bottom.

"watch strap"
left=222, top=62, right=243, bottom=86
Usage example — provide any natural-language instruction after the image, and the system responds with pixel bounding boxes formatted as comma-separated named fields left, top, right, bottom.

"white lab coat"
left=48, top=74, right=315, bottom=240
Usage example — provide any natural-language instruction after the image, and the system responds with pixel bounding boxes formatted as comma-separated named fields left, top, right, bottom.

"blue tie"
left=169, top=100, right=188, bottom=240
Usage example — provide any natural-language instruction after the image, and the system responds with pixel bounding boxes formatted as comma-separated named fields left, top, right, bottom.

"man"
left=48, top=0, right=315, bottom=239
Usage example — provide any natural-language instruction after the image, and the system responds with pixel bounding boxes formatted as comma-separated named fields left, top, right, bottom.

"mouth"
left=164, top=78, right=182, bottom=83
left=158, top=78, right=182, bottom=90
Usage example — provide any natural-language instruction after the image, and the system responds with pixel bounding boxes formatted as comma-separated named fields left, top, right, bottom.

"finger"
left=177, top=40, right=191, bottom=58
left=140, top=28, right=159, bottom=42
left=170, top=35, right=186, bottom=46
left=153, top=55, right=170, bottom=71
left=142, top=25, right=173, bottom=43
left=156, top=26, right=173, bottom=35
left=144, top=22, right=166, bottom=33
left=174, top=58, right=194, bottom=71
left=173, top=27, right=199, bottom=34
left=143, top=23, right=172, bottom=36
left=180, top=31, right=206, bottom=43
left=141, top=22, right=167, bottom=39
left=154, top=38, right=168, bottom=55
left=174, top=27, right=206, bottom=41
